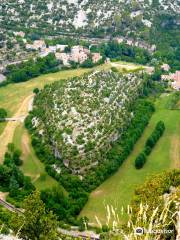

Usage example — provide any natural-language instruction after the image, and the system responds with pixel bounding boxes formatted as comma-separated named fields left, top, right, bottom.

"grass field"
left=12, top=123, right=59, bottom=190
left=0, top=122, right=6, bottom=135
left=80, top=93, right=180, bottom=224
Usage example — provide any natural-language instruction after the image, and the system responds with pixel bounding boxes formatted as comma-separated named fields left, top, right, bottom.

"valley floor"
left=80, top=93, right=180, bottom=224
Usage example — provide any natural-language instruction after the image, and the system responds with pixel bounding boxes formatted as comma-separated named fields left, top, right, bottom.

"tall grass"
left=95, top=187, right=179, bottom=240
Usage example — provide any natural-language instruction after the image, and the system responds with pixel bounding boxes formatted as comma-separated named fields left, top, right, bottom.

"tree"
left=11, top=191, right=58, bottom=240
left=0, top=108, right=7, bottom=120
left=33, top=88, right=40, bottom=94
left=9, top=175, right=19, bottom=197
left=78, top=217, right=89, bottom=231
left=135, top=153, right=146, bottom=169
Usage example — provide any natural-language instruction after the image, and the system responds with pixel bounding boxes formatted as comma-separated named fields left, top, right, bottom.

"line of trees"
left=6, top=53, right=60, bottom=83
left=135, top=121, right=165, bottom=169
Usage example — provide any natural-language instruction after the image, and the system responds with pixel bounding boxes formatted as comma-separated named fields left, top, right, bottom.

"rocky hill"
left=30, top=70, right=146, bottom=174
left=1, top=0, right=179, bottom=42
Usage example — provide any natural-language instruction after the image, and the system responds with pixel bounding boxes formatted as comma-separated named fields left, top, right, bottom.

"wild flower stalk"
left=96, top=189, right=179, bottom=240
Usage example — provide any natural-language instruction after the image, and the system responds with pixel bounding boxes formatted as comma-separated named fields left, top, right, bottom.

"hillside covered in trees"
left=1, top=0, right=179, bottom=41
left=26, top=70, right=147, bottom=174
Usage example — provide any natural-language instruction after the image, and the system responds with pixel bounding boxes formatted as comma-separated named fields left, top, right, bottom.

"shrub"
left=135, top=153, right=146, bottom=169
left=33, top=88, right=40, bottom=94
left=111, top=67, right=118, bottom=72
left=144, top=146, right=152, bottom=156
left=0, top=108, right=7, bottom=120
left=146, top=121, right=165, bottom=148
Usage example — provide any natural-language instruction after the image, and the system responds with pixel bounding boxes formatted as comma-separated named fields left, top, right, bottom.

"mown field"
left=12, top=123, right=58, bottom=190
left=80, top=93, right=180, bottom=224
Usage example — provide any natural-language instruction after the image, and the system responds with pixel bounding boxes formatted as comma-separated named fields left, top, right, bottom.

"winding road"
left=0, top=94, right=34, bottom=163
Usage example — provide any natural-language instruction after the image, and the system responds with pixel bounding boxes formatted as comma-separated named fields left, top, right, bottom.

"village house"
left=49, top=46, right=57, bottom=53
left=39, top=48, right=52, bottom=57
left=161, top=71, right=180, bottom=90
left=70, top=45, right=90, bottom=63
left=161, top=75, right=172, bottom=81
left=92, top=52, right=102, bottom=63
left=161, top=63, right=170, bottom=72
left=171, top=71, right=180, bottom=90
left=13, top=31, right=25, bottom=38
left=55, top=52, right=70, bottom=66
left=26, top=40, right=46, bottom=51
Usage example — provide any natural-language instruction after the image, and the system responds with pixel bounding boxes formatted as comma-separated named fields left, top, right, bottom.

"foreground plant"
left=10, top=191, right=59, bottom=240
left=95, top=171, right=180, bottom=240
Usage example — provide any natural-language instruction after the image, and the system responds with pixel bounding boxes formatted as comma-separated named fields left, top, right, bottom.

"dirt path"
left=0, top=94, right=34, bottom=163
left=170, top=135, right=180, bottom=169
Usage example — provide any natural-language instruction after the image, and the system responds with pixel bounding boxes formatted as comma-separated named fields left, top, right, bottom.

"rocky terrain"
left=0, top=0, right=179, bottom=41
left=31, top=70, right=146, bottom=173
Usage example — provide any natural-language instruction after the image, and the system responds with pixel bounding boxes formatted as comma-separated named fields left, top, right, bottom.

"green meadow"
left=80, top=93, right=180, bottom=224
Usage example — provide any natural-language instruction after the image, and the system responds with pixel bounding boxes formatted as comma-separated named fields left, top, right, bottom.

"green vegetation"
left=134, top=152, right=146, bottom=169
left=11, top=191, right=59, bottom=240
left=135, top=121, right=165, bottom=169
left=0, top=67, right=92, bottom=132
left=145, top=121, right=165, bottom=148
left=0, top=143, right=35, bottom=206
left=80, top=93, right=180, bottom=223
left=27, top=70, right=147, bottom=172
left=94, top=41, right=151, bottom=65
left=99, top=170, right=180, bottom=240
left=166, top=92, right=180, bottom=110
left=1, top=171, right=179, bottom=239
left=0, top=122, right=6, bottom=135
left=152, top=14, right=180, bottom=72
left=26, top=88, right=154, bottom=223
left=0, top=63, right=178, bottom=228
left=5, top=53, right=59, bottom=84
left=12, top=124, right=58, bottom=190
left=0, top=108, right=7, bottom=120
